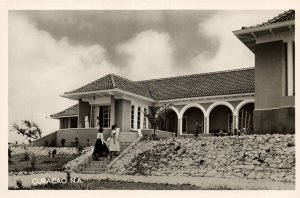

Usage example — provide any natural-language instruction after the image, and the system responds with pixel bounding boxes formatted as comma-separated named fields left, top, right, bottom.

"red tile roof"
left=241, top=10, right=295, bottom=30
left=138, top=68, right=255, bottom=100
left=50, top=103, right=78, bottom=118
left=64, top=67, right=254, bottom=100
left=56, top=68, right=255, bottom=117
left=65, top=74, right=152, bottom=98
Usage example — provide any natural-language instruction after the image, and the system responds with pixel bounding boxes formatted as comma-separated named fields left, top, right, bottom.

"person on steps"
left=109, top=124, right=120, bottom=160
left=93, top=127, right=104, bottom=160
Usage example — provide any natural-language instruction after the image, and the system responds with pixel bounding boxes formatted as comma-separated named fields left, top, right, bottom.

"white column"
left=233, top=110, right=238, bottom=130
left=134, top=105, right=138, bottom=130
left=110, top=98, right=115, bottom=128
left=178, top=117, right=182, bottom=136
left=287, top=41, right=294, bottom=96
left=205, top=116, right=209, bottom=134
left=141, top=107, right=144, bottom=129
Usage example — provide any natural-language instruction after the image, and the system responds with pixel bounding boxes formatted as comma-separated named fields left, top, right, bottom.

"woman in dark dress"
left=93, top=127, right=104, bottom=160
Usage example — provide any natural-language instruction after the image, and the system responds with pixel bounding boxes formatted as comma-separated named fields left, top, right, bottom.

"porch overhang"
left=50, top=115, right=78, bottom=119
left=157, top=92, right=255, bottom=105
left=233, top=20, right=295, bottom=53
left=60, top=88, right=155, bottom=102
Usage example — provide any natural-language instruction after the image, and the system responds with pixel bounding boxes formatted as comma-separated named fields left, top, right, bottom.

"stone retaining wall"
left=10, top=146, right=79, bottom=156
left=108, top=134, right=295, bottom=182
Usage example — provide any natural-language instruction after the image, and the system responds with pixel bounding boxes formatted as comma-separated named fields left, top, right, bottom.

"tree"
left=158, top=102, right=173, bottom=131
left=12, top=120, right=42, bottom=140
left=143, top=103, right=161, bottom=140
left=143, top=103, right=172, bottom=140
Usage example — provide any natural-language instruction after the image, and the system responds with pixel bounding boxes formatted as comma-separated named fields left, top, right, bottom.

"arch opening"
left=182, top=107, right=204, bottom=134
left=209, top=105, right=233, bottom=134
left=238, top=103, right=254, bottom=133
left=158, top=109, right=178, bottom=133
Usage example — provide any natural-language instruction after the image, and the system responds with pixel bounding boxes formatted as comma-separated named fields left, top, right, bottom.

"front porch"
left=157, top=97, right=255, bottom=135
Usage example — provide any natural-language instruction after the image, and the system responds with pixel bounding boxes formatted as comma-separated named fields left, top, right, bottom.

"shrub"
left=30, top=154, right=37, bottom=170
left=48, top=150, right=51, bottom=161
left=23, top=152, right=30, bottom=161
left=52, top=149, right=57, bottom=159
left=16, top=179, right=23, bottom=189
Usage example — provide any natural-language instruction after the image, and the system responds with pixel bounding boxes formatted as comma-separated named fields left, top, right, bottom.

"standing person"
left=93, top=127, right=104, bottom=160
left=95, top=116, right=100, bottom=129
left=194, top=123, right=201, bottom=138
left=109, top=125, right=120, bottom=160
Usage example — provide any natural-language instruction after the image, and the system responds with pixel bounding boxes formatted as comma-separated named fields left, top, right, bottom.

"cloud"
left=116, top=30, right=176, bottom=80
left=190, top=10, right=284, bottom=73
left=8, top=13, right=118, bottom=141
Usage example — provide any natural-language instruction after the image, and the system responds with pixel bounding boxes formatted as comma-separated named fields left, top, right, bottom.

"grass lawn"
left=15, top=179, right=238, bottom=190
left=9, top=153, right=80, bottom=172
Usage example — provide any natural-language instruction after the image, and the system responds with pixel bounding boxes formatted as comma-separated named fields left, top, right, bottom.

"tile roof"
left=138, top=68, right=255, bottom=100
left=56, top=68, right=255, bottom=117
left=65, top=74, right=152, bottom=98
left=111, top=74, right=153, bottom=98
left=64, top=67, right=255, bottom=100
left=50, top=103, right=78, bottom=118
left=241, top=10, right=295, bottom=30
left=65, top=74, right=114, bottom=94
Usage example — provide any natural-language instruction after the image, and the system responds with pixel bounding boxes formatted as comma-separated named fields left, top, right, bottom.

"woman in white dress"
left=109, top=124, right=120, bottom=159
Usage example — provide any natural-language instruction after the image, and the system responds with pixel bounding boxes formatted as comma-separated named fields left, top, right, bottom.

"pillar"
left=233, top=110, right=238, bottom=130
left=178, top=117, right=182, bottom=136
left=110, top=96, right=115, bottom=128
left=205, top=116, right=209, bottom=134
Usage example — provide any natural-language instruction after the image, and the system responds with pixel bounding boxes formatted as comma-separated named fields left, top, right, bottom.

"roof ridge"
left=241, top=9, right=294, bottom=30
left=50, top=103, right=78, bottom=117
left=266, top=9, right=294, bottom=23
left=110, top=73, right=149, bottom=88
left=137, top=67, right=255, bottom=83
left=110, top=74, right=116, bottom=88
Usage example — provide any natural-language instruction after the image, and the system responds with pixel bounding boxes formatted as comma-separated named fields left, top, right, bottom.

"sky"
left=8, top=10, right=284, bottom=143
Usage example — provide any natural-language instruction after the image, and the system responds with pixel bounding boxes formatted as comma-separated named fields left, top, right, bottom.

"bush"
left=48, top=150, right=51, bottom=161
left=16, top=179, right=23, bottom=189
left=30, top=154, right=37, bottom=170
left=52, top=149, right=57, bottom=159
left=23, top=152, right=30, bottom=161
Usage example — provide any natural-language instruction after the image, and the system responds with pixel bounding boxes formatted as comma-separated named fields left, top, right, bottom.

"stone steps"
left=80, top=157, right=110, bottom=174
left=78, top=139, right=135, bottom=174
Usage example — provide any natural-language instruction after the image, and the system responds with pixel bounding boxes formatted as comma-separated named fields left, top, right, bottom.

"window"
left=102, top=106, right=110, bottom=128
left=283, top=41, right=295, bottom=96
left=90, top=105, right=95, bottom=128
left=131, top=105, right=135, bottom=129
left=182, top=116, right=187, bottom=133
left=137, top=107, right=141, bottom=129
left=143, top=108, right=147, bottom=129
left=92, top=105, right=110, bottom=128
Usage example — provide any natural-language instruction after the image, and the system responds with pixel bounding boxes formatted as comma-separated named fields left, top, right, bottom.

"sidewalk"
left=70, top=173, right=295, bottom=190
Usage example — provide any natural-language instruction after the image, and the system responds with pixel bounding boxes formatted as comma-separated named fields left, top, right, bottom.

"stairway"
left=78, top=132, right=138, bottom=174
left=80, top=157, right=110, bottom=174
